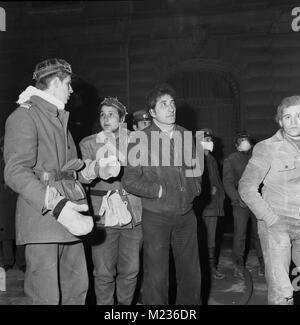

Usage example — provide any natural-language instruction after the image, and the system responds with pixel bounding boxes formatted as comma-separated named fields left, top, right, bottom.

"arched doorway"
left=166, top=63, right=240, bottom=162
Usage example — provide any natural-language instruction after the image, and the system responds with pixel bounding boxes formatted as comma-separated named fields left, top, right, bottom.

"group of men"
left=3, top=57, right=300, bottom=305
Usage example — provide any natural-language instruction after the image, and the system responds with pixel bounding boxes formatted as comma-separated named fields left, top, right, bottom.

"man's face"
left=150, top=94, right=176, bottom=126
left=100, top=105, right=122, bottom=133
left=279, top=104, right=300, bottom=138
left=53, top=75, right=73, bottom=104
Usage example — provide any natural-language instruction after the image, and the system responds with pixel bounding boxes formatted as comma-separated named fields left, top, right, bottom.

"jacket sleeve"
left=222, top=157, right=241, bottom=203
left=122, top=164, right=165, bottom=199
left=238, top=142, right=278, bottom=226
left=121, top=139, right=164, bottom=199
left=78, top=138, right=98, bottom=183
left=4, top=108, right=46, bottom=213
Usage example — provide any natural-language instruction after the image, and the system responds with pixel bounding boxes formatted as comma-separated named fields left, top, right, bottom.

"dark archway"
left=166, top=62, right=241, bottom=303
left=167, top=66, right=240, bottom=162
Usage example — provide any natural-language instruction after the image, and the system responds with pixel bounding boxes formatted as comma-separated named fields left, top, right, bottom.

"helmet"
left=133, top=110, right=152, bottom=123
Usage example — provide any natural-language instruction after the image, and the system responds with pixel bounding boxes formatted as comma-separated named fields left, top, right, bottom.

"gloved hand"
left=81, top=159, right=99, bottom=181
left=108, top=192, right=132, bottom=226
left=99, top=191, right=119, bottom=227
left=45, top=186, right=93, bottom=236
left=98, top=156, right=121, bottom=180
left=53, top=200, right=94, bottom=236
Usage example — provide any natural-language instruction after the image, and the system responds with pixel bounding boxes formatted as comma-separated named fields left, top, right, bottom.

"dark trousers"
left=1, top=240, right=25, bottom=267
left=202, top=216, right=218, bottom=250
left=142, top=209, right=201, bottom=305
left=233, top=205, right=263, bottom=265
left=24, top=241, right=88, bottom=305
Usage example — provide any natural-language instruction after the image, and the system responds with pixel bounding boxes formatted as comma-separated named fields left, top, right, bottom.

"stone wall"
left=1, top=0, right=300, bottom=151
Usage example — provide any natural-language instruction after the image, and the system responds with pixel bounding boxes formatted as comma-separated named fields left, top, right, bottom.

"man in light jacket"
left=239, top=95, right=300, bottom=305
left=4, top=58, right=93, bottom=304
left=80, top=97, right=143, bottom=305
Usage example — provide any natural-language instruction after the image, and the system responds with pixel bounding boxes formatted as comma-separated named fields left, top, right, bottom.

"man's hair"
left=99, top=97, right=127, bottom=119
left=146, top=83, right=176, bottom=112
left=275, top=95, right=300, bottom=124
left=33, top=58, right=72, bottom=90
left=35, top=71, right=70, bottom=90
left=234, top=131, right=251, bottom=146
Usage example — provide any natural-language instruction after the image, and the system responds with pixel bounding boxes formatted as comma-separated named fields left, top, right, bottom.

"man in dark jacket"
left=198, top=128, right=225, bottom=280
left=4, top=59, right=93, bottom=304
left=223, top=131, right=264, bottom=278
left=122, top=83, right=202, bottom=305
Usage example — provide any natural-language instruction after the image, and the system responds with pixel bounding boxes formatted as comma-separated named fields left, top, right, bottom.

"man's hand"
left=54, top=201, right=94, bottom=236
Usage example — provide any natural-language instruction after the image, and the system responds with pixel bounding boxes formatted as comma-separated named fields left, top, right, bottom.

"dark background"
left=1, top=0, right=300, bottom=234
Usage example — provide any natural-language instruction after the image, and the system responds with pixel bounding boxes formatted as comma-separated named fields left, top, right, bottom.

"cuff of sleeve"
left=52, top=198, right=69, bottom=219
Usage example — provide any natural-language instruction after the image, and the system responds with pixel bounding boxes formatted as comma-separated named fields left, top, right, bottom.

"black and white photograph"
left=1, top=0, right=300, bottom=309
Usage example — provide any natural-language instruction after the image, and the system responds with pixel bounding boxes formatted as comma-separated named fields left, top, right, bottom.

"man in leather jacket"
left=122, top=84, right=202, bottom=305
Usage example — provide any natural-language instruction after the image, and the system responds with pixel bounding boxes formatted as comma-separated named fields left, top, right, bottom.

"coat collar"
left=17, top=86, right=65, bottom=110
left=30, top=95, right=69, bottom=118
left=270, top=128, right=300, bottom=154
left=150, top=121, right=179, bottom=134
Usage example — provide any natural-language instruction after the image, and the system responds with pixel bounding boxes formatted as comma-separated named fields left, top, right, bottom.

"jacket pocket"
left=276, top=160, right=295, bottom=172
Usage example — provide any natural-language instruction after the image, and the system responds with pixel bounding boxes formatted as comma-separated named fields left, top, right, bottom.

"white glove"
left=81, top=159, right=99, bottom=181
left=108, top=192, right=132, bottom=226
left=99, top=191, right=119, bottom=227
left=56, top=201, right=94, bottom=236
left=98, top=156, right=121, bottom=180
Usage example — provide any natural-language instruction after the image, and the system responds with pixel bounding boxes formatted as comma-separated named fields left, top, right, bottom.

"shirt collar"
left=153, top=119, right=175, bottom=138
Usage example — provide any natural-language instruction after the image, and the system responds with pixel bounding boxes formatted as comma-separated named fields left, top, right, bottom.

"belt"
left=90, top=188, right=128, bottom=197
left=35, top=170, right=76, bottom=183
